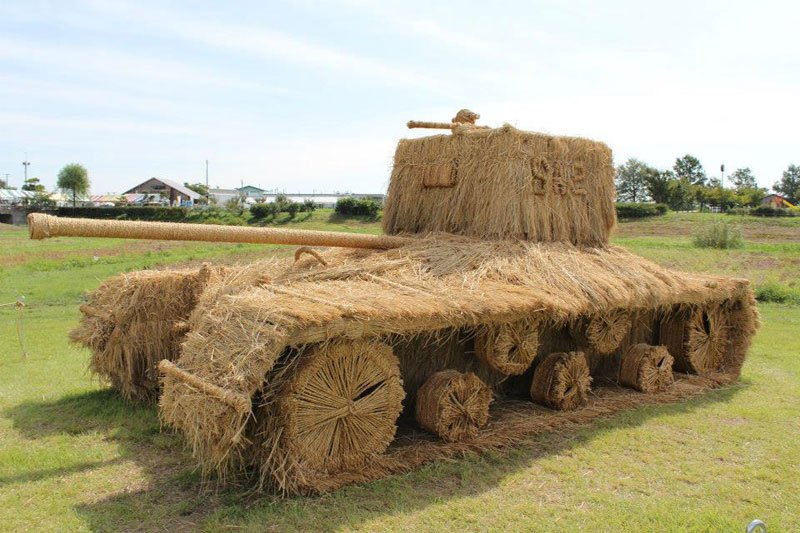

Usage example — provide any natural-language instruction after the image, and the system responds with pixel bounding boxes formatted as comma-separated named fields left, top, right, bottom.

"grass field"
left=1, top=211, right=798, bottom=531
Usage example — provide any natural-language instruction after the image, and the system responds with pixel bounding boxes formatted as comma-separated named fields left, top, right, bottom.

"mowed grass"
left=1, top=212, right=799, bottom=531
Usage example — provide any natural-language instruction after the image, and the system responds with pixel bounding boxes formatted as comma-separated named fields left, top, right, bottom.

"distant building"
left=761, top=194, right=795, bottom=208
left=208, top=188, right=243, bottom=205
left=238, top=185, right=266, bottom=199
left=124, top=178, right=201, bottom=206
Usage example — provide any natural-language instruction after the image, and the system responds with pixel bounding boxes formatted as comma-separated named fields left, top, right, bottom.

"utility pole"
left=3, top=173, right=9, bottom=189
left=205, top=160, right=209, bottom=204
left=720, top=164, right=725, bottom=188
left=22, top=156, right=30, bottom=188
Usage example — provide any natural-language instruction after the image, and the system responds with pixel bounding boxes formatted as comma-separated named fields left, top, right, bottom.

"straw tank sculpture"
left=28, top=110, right=760, bottom=495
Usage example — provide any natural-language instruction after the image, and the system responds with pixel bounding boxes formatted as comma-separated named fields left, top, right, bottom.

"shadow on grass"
left=4, top=382, right=746, bottom=530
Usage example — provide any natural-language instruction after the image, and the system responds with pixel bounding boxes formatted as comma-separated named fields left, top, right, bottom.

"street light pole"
left=22, top=159, right=30, bottom=188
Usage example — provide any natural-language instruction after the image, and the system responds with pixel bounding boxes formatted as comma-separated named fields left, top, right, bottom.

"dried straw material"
left=584, top=310, right=631, bottom=354
left=618, top=344, right=674, bottom=393
left=383, top=125, right=616, bottom=245
left=279, top=341, right=404, bottom=472
left=159, top=236, right=756, bottom=480
left=530, top=352, right=592, bottom=410
left=27, top=213, right=409, bottom=250
left=475, top=318, right=539, bottom=375
left=660, top=305, right=730, bottom=374
left=415, top=370, right=492, bottom=442
left=70, top=264, right=226, bottom=401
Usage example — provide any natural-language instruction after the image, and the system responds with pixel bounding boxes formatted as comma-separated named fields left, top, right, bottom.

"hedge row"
left=615, top=202, right=669, bottom=219
left=749, top=206, right=799, bottom=217
left=334, top=197, right=381, bottom=218
left=54, top=206, right=247, bottom=225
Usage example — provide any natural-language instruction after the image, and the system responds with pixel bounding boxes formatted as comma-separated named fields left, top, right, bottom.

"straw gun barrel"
left=27, top=213, right=410, bottom=250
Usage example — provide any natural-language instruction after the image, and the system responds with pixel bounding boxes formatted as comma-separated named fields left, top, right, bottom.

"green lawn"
left=1, top=213, right=798, bottom=531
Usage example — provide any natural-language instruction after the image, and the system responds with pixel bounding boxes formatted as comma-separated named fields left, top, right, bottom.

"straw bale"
left=530, top=352, right=592, bottom=410
left=475, top=318, right=539, bottom=375
left=618, top=344, right=674, bottom=393
left=383, top=125, right=616, bottom=245
left=415, top=370, right=492, bottom=442
left=70, top=264, right=227, bottom=401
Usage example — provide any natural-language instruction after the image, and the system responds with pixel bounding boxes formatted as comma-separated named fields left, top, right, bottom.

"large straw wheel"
left=530, top=351, right=591, bottom=410
left=279, top=340, right=405, bottom=472
left=685, top=306, right=728, bottom=373
left=618, top=343, right=674, bottom=393
left=660, top=305, right=728, bottom=374
left=415, top=370, right=492, bottom=442
left=475, top=319, right=539, bottom=375
left=584, top=310, right=631, bottom=354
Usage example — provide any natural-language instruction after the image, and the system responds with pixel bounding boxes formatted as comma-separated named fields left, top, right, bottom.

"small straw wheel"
left=415, top=370, right=492, bottom=442
left=618, top=344, right=674, bottom=393
left=279, top=340, right=405, bottom=472
left=475, top=319, right=539, bottom=375
left=684, top=306, right=728, bottom=374
left=585, top=310, right=631, bottom=354
left=530, top=352, right=592, bottom=411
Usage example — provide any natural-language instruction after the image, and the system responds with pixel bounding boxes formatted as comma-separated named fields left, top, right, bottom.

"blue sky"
left=1, top=0, right=797, bottom=194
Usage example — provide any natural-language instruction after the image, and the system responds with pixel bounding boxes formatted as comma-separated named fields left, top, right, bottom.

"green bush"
left=249, top=203, right=272, bottom=219
left=726, top=207, right=751, bottom=216
left=755, top=282, right=794, bottom=303
left=335, top=197, right=381, bottom=218
left=692, top=220, right=744, bottom=249
left=751, top=206, right=798, bottom=217
left=615, top=202, right=668, bottom=219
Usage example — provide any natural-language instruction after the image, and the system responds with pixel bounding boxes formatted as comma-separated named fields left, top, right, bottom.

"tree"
left=0, top=177, right=6, bottom=188
left=615, top=158, right=657, bottom=202
left=774, top=164, right=800, bottom=204
left=729, top=168, right=757, bottom=191
left=22, top=177, right=46, bottom=192
left=700, top=185, right=737, bottom=210
left=184, top=182, right=209, bottom=203
left=673, top=155, right=707, bottom=186
left=666, top=178, right=695, bottom=211
left=57, top=163, right=90, bottom=207
left=644, top=170, right=675, bottom=204
left=734, top=187, right=767, bottom=208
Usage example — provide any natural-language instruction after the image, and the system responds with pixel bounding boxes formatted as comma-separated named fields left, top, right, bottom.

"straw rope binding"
left=415, top=370, right=492, bottom=442
left=618, top=343, right=674, bottom=393
left=530, top=352, right=592, bottom=410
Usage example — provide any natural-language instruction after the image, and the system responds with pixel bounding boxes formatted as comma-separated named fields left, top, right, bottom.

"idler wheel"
left=279, top=340, right=405, bottom=471
left=475, top=319, right=539, bottom=375
left=619, top=343, right=674, bottom=393
left=530, top=351, right=592, bottom=410
left=415, top=370, right=492, bottom=442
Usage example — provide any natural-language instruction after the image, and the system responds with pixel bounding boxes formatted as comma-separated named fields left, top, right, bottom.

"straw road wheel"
left=279, top=340, right=405, bottom=472
left=618, top=343, right=674, bottom=393
left=530, top=351, right=592, bottom=410
left=475, top=319, right=539, bottom=375
left=415, top=370, right=492, bottom=442
left=584, top=310, right=631, bottom=354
